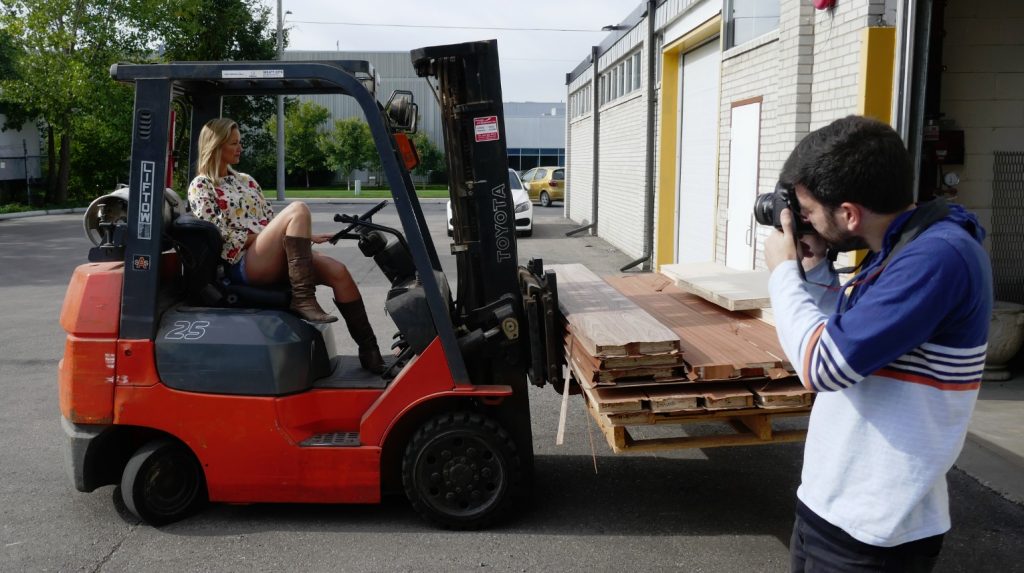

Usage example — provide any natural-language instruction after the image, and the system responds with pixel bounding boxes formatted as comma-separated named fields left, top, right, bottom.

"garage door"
left=675, top=40, right=721, bottom=264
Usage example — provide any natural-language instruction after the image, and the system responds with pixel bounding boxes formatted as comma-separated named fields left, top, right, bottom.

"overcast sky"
left=269, top=0, right=634, bottom=102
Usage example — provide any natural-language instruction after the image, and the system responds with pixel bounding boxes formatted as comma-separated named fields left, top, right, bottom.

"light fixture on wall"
left=812, top=0, right=836, bottom=9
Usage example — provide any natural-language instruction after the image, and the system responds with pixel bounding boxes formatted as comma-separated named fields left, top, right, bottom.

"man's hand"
left=799, top=232, right=828, bottom=272
left=765, top=208, right=798, bottom=271
left=311, top=233, right=334, bottom=244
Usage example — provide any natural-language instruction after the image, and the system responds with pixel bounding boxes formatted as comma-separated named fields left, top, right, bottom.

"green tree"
left=0, top=0, right=150, bottom=203
left=0, top=28, right=26, bottom=122
left=411, top=131, right=445, bottom=183
left=268, top=100, right=331, bottom=188
left=145, top=0, right=282, bottom=192
left=324, top=118, right=374, bottom=189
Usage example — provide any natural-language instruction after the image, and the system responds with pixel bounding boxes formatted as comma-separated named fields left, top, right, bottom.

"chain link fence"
left=991, top=151, right=1024, bottom=304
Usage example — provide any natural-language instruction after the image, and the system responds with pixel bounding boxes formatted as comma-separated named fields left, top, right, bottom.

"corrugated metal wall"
left=0, top=115, right=42, bottom=182
left=283, top=50, right=445, bottom=149
left=283, top=51, right=565, bottom=162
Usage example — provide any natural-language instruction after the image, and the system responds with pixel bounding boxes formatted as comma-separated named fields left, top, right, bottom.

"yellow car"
left=521, top=166, right=564, bottom=207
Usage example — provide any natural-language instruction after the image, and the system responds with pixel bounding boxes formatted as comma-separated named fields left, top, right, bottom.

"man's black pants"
left=790, top=501, right=944, bottom=572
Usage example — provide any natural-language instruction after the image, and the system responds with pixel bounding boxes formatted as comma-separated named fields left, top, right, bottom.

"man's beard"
left=818, top=215, right=869, bottom=252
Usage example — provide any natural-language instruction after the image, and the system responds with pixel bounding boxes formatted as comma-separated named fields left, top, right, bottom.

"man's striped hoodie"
left=768, top=202, right=992, bottom=547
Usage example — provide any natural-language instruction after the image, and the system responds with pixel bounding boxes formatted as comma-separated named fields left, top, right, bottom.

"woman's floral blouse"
left=187, top=172, right=275, bottom=264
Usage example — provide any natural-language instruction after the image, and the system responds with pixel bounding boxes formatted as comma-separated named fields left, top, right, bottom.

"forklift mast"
left=412, top=40, right=536, bottom=465
left=412, top=42, right=520, bottom=315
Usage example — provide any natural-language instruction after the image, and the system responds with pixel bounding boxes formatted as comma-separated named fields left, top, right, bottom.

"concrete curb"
left=0, top=198, right=448, bottom=222
left=0, top=207, right=87, bottom=221
left=267, top=197, right=449, bottom=205
left=957, top=433, right=1024, bottom=504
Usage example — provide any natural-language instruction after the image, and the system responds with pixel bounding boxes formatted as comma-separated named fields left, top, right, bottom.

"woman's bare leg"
left=316, top=253, right=384, bottom=372
left=312, top=253, right=361, bottom=302
left=243, top=201, right=313, bottom=285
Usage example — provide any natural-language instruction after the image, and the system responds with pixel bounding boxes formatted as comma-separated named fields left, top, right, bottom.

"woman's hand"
left=312, top=233, right=334, bottom=244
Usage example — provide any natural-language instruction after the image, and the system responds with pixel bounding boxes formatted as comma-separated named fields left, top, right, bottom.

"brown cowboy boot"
left=336, top=298, right=386, bottom=374
left=283, top=236, right=337, bottom=324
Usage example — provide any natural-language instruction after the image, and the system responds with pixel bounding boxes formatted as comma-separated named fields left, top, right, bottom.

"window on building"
left=625, top=58, right=632, bottom=94
left=655, top=35, right=663, bottom=84
left=632, top=52, right=642, bottom=90
left=725, top=0, right=780, bottom=48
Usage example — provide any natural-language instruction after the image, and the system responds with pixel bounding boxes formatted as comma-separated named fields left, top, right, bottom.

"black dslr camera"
left=753, top=183, right=815, bottom=235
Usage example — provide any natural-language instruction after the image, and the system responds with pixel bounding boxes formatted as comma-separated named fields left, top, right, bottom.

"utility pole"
left=275, top=0, right=286, bottom=201
left=24, top=139, right=31, bottom=206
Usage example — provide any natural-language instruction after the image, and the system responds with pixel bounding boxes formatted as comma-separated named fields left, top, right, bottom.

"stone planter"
left=984, top=300, right=1024, bottom=381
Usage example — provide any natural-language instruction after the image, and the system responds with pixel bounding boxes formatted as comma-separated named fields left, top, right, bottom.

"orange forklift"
left=59, top=40, right=562, bottom=529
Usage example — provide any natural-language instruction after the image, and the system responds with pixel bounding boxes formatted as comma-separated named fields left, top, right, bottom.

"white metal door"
left=725, top=101, right=761, bottom=270
left=675, top=40, right=721, bottom=264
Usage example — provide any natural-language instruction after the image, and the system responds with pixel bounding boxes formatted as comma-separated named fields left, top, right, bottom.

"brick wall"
left=597, top=94, right=649, bottom=257
left=808, top=2, right=878, bottom=129
left=718, top=36, right=782, bottom=267
left=940, top=0, right=1024, bottom=234
left=715, top=0, right=887, bottom=269
left=567, top=115, right=594, bottom=224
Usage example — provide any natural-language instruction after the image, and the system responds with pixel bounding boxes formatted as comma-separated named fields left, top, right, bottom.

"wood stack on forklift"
left=549, top=264, right=814, bottom=453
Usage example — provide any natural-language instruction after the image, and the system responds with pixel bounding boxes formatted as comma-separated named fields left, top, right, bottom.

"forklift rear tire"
left=402, top=411, right=522, bottom=530
left=120, top=439, right=207, bottom=526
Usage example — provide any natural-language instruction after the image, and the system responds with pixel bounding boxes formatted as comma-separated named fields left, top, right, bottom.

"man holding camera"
left=764, top=115, right=992, bottom=572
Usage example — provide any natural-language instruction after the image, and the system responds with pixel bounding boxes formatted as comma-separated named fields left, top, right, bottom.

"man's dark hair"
left=780, top=115, right=914, bottom=213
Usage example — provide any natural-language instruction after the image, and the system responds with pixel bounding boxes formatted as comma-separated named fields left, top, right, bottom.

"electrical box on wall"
left=929, top=129, right=965, bottom=165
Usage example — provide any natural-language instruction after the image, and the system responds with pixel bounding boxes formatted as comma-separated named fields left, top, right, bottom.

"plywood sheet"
left=549, top=263, right=680, bottom=357
left=563, top=331, right=684, bottom=370
left=660, top=262, right=771, bottom=311
left=749, top=379, right=814, bottom=409
left=604, top=273, right=791, bottom=380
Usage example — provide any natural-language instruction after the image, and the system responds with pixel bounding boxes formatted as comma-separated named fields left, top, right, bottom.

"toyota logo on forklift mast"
left=491, top=183, right=513, bottom=263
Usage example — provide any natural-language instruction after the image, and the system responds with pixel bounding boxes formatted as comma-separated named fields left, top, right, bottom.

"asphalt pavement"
left=1, top=202, right=1022, bottom=573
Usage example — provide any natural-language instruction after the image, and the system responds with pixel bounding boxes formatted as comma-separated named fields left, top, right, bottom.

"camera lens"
left=753, top=193, right=776, bottom=227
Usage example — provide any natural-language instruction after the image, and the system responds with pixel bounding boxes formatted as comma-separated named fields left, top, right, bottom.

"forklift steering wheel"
left=363, top=200, right=389, bottom=219
left=331, top=200, right=390, bottom=243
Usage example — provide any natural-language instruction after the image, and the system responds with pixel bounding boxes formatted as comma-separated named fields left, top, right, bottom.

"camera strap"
left=834, top=197, right=951, bottom=276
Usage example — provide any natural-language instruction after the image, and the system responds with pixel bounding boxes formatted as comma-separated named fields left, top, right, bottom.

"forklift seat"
left=169, top=213, right=290, bottom=308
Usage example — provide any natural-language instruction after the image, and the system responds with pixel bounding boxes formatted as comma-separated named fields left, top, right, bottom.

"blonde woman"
left=187, top=118, right=385, bottom=373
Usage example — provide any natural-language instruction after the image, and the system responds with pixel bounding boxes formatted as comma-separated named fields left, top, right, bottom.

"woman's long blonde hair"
left=196, top=118, right=239, bottom=181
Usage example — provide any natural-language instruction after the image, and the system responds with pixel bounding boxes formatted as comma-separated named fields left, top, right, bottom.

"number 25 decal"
left=164, top=320, right=210, bottom=340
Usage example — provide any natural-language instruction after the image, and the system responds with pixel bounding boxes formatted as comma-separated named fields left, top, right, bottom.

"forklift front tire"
left=402, top=411, right=522, bottom=530
left=120, top=439, right=207, bottom=526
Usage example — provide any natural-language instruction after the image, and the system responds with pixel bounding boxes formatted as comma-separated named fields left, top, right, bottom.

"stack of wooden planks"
left=548, top=264, right=814, bottom=421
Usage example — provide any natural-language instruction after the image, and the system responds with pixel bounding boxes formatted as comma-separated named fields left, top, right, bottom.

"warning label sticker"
left=222, top=69, right=284, bottom=79
left=474, top=116, right=500, bottom=142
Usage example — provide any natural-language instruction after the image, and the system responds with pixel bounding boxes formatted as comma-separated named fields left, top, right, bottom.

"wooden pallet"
left=585, top=402, right=810, bottom=454
left=576, top=375, right=810, bottom=415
